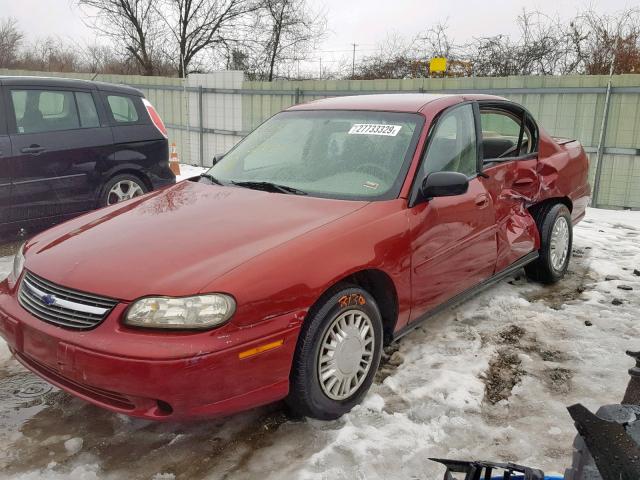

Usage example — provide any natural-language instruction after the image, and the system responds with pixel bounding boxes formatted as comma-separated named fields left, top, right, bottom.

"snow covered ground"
left=0, top=206, right=639, bottom=479
left=176, top=164, right=207, bottom=182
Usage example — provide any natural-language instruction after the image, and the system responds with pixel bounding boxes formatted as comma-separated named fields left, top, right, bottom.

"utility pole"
left=592, top=35, right=620, bottom=207
left=319, top=57, right=322, bottom=79
left=352, top=43, right=357, bottom=78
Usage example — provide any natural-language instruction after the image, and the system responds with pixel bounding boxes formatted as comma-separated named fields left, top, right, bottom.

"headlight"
left=11, top=243, right=25, bottom=281
left=124, top=294, right=236, bottom=330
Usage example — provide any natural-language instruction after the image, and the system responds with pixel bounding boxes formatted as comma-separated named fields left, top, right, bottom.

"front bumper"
left=0, top=279, right=302, bottom=420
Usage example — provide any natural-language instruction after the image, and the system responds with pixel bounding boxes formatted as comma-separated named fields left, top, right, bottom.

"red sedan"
left=0, top=94, right=590, bottom=420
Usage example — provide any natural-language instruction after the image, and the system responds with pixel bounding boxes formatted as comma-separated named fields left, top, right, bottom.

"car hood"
left=25, top=180, right=367, bottom=301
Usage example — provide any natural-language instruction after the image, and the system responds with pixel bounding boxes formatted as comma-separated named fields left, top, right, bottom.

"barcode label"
left=348, top=124, right=402, bottom=136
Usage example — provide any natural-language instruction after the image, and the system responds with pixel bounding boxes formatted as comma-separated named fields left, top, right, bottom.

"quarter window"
left=11, top=89, right=80, bottom=134
left=107, top=95, right=139, bottom=123
left=423, top=103, right=477, bottom=177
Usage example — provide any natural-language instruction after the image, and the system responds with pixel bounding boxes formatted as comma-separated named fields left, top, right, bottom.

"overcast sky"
left=2, top=0, right=636, bottom=74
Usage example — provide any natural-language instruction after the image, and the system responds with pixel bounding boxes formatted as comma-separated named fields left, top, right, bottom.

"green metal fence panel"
left=1, top=69, right=639, bottom=208
left=237, top=74, right=640, bottom=209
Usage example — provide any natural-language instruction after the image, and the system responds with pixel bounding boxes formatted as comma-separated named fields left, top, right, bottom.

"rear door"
left=408, top=102, right=497, bottom=320
left=0, top=86, right=11, bottom=226
left=6, top=87, right=113, bottom=223
left=99, top=91, right=167, bottom=170
left=477, top=102, right=540, bottom=272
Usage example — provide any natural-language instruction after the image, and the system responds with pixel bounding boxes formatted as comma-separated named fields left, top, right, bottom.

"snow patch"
left=64, top=438, right=84, bottom=455
left=176, top=164, right=207, bottom=182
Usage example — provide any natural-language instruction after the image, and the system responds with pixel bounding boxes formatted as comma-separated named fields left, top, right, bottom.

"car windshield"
left=206, top=110, right=424, bottom=200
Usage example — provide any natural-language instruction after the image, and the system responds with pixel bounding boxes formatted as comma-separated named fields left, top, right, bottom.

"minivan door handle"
left=21, top=145, right=46, bottom=155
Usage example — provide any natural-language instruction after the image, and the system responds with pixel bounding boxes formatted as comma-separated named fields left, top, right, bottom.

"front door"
left=409, top=102, right=497, bottom=321
left=477, top=103, right=540, bottom=272
left=6, top=87, right=111, bottom=223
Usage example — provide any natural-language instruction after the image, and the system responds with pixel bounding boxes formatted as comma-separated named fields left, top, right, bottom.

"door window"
left=11, top=89, right=80, bottom=134
left=106, top=95, right=139, bottom=123
left=75, top=92, right=100, bottom=128
left=480, top=109, right=535, bottom=160
left=422, top=103, right=477, bottom=177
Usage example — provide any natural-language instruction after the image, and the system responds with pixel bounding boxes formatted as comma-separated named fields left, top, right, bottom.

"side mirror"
left=421, top=171, right=469, bottom=199
left=211, top=153, right=225, bottom=166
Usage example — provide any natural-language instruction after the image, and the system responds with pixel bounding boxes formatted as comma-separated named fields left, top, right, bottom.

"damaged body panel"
left=0, top=93, right=590, bottom=420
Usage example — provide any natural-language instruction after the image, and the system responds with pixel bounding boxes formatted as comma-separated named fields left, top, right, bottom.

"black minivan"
left=0, top=76, right=174, bottom=234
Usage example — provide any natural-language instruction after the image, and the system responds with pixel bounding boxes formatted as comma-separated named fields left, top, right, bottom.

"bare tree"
left=19, top=37, right=82, bottom=72
left=351, top=33, right=418, bottom=79
left=419, top=22, right=455, bottom=59
left=77, top=0, right=165, bottom=75
left=465, top=10, right=587, bottom=76
left=574, top=7, right=640, bottom=75
left=253, top=0, right=325, bottom=81
left=0, top=17, right=23, bottom=68
left=159, top=0, right=259, bottom=77
left=83, top=43, right=144, bottom=74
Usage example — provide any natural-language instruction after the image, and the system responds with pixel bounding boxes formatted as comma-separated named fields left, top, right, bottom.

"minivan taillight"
left=142, top=98, right=168, bottom=138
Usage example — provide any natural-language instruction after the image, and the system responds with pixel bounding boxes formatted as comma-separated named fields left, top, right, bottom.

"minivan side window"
left=11, top=89, right=80, bottom=134
left=75, top=92, right=100, bottom=128
left=422, top=103, right=477, bottom=178
left=107, top=95, right=139, bottom=123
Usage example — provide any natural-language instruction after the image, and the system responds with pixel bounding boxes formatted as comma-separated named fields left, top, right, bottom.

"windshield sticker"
left=348, top=124, right=402, bottom=136
left=363, top=181, right=380, bottom=190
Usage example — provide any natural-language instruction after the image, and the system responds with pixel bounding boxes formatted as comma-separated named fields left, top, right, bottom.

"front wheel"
left=286, top=286, right=383, bottom=420
left=525, top=203, right=573, bottom=284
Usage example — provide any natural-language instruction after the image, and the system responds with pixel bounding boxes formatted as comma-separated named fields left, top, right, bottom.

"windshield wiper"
left=231, top=181, right=307, bottom=195
left=200, top=172, right=224, bottom=185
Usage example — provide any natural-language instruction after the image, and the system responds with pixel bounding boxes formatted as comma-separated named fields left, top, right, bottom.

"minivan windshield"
left=207, top=110, right=424, bottom=200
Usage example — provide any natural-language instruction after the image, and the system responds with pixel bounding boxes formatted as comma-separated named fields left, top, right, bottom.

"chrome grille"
left=18, top=271, right=118, bottom=330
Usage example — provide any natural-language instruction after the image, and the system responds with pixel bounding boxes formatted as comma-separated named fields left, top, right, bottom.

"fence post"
left=294, top=87, right=301, bottom=105
left=198, top=85, right=204, bottom=167
left=592, top=82, right=613, bottom=207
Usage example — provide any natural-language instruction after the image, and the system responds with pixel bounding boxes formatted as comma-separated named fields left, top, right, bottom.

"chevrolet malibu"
left=0, top=94, right=590, bottom=420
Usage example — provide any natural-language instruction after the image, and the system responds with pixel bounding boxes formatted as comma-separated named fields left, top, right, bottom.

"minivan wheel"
left=99, top=174, right=148, bottom=207
left=525, top=203, right=573, bottom=284
left=286, top=286, right=383, bottom=420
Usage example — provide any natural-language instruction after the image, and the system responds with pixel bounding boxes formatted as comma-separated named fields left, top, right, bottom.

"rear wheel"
left=286, top=285, right=383, bottom=420
left=98, top=174, right=148, bottom=207
left=525, top=203, right=573, bottom=284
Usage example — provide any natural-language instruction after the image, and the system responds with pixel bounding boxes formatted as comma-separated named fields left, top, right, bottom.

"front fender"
left=206, top=200, right=413, bottom=331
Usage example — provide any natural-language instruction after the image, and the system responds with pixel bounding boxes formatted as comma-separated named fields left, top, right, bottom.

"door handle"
left=475, top=194, right=489, bottom=208
left=21, top=145, right=46, bottom=155
left=513, top=178, right=535, bottom=187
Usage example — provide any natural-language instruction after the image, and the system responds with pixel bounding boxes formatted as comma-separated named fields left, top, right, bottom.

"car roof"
left=287, top=93, right=508, bottom=113
left=0, top=76, right=144, bottom=96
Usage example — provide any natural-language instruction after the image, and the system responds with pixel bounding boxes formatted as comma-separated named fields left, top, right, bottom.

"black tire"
left=525, top=203, right=573, bottom=284
left=98, top=174, right=148, bottom=208
left=286, top=285, right=383, bottom=420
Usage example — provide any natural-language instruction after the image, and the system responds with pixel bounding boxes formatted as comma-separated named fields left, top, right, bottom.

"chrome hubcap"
left=550, top=216, right=570, bottom=271
left=107, top=180, right=144, bottom=205
left=318, top=309, right=375, bottom=401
